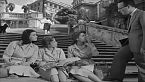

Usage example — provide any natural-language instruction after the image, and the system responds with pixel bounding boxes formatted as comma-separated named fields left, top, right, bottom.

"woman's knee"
left=51, top=74, right=59, bottom=82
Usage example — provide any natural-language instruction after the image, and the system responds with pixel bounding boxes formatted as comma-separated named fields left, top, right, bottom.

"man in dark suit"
left=103, top=0, right=145, bottom=82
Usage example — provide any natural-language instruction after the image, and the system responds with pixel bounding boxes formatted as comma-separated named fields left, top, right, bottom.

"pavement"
left=0, top=78, right=48, bottom=82
left=0, top=77, right=138, bottom=82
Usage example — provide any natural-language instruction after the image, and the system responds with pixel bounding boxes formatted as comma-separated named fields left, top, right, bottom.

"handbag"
left=119, top=38, right=129, bottom=47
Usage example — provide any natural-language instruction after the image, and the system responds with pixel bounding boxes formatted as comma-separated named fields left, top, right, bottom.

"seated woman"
left=3, top=29, right=40, bottom=78
left=67, top=31, right=102, bottom=82
left=37, top=36, right=67, bottom=82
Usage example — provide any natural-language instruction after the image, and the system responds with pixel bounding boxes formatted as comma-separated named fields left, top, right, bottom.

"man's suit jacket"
left=128, top=9, right=145, bottom=53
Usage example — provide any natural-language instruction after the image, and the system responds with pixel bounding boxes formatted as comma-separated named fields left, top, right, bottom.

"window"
left=50, top=3, right=52, bottom=7
left=38, top=7, right=40, bottom=11
left=31, top=6, right=33, bottom=9
left=59, top=6, right=61, bottom=9
left=54, top=4, right=57, bottom=8
left=19, top=21, right=23, bottom=24
left=38, top=3, right=40, bottom=6
left=34, top=4, right=37, bottom=7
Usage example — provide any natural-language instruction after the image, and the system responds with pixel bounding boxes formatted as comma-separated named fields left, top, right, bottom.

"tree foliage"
left=105, top=3, right=120, bottom=19
left=6, top=3, right=15, bottom=12
left=54, top=8, right=77, bottom=24
left=105, top=2, right=127, bottom=28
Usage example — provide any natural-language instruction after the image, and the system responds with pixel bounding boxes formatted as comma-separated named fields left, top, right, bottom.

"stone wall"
left=86, top=23, right=128, bottom=47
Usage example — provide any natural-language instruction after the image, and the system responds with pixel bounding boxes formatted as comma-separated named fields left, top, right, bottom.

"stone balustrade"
left=87, top=23, right=128, bottom=47
left=74, top=22, right=128, bottom=47
left=0, top=12, right=43, bottom=20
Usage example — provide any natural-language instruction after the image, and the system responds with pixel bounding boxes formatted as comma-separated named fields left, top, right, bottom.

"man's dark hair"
left=21, top=29, right=36, bottom=44
left=117, top=0, right=135, bottom=7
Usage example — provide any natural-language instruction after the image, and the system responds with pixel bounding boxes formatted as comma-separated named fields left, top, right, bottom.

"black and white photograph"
left=0, top=0, right=145, bottom=82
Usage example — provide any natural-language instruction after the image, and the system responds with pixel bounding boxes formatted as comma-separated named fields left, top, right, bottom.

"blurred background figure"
left=39, top=17, right=53, bottom=34
left=0, top=23, right=9, bottom=34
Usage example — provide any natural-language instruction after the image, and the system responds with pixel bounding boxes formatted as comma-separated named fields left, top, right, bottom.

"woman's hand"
left=85, top=35, right=91, bottom=43
left=39, top=62, right=46, bottom=66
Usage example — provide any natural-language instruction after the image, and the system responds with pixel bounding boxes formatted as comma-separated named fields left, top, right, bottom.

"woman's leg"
left=58, top=69, right=67, bottom=82
left=50, top=68, right=59, bottom=82
left=88, top=72, right=102, bottom=82
left=72, top=68, right=102, bottom=82
left=73, top=74, right=94, bottom=82
left=51, top=74, right=59, bottom=82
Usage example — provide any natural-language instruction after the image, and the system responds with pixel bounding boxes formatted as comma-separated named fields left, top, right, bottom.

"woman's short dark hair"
left=41, top=36, right=54, bottom=48
left=71, top=31, right=86, bottom=44
left=21, top=29, right=36, bottom=44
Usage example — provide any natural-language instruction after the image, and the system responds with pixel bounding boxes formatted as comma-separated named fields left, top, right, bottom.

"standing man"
left=103, top=0, right=145, bottom=82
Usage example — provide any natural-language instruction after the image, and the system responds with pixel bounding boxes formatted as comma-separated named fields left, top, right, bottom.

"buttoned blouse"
left=3, top=41, right=39, bottom=64
left=38, top=48, right=66, bottom=62
left=68, top=43, right=99, bottom=64
left=68, top=43, right=99, bottom=58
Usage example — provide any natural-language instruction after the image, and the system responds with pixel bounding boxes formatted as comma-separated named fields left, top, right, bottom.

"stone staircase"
left=0, top=33, right=138, bottom=81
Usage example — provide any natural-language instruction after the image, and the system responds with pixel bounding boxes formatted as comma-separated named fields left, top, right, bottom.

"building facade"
left=72, top=0, right=99, bottom=21
left=28, top=0, right=72, bottom=20
left=72, top=0, right=114, bottom=21
left=0, top=0, right=7, bottom=12
left=0, top=0, right=43, bottom=28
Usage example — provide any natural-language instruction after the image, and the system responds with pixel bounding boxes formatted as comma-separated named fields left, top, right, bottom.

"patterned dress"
left=68, top=43, right=99, bottom=77
left=38, top=48, right=66, bottom=76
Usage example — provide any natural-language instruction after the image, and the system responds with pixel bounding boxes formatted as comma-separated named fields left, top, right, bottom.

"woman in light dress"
left=37, top=36, right=67, bottom=82
left=68, top=31, right=102, bottom=82
left=3, top=29, right=40, bottom=78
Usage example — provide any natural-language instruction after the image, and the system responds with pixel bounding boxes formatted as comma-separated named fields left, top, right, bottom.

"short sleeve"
left=90, top=43, right=99, bottom=56
left=67, top=46, right=74, bottom=58
left=3, top=41, right=17, bottom=59
left=59, top=48, right=66, bottom=60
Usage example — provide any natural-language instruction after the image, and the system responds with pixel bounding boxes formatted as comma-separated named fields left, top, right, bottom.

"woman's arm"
left=67, top=46, right=74, bottom=58
left=3, top=41, right=16, bottom=65
left=59, top=48, right=66, bottom=60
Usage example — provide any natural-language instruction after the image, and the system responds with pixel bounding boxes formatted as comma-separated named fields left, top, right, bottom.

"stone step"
left=92, top=58, right=134, bottom=62
left=99, top=52, right=116, bottom=55
left=94, top=61, right=135, bottom=66
left=0, top=58, right=135, bottom=66
left=0, top=46, right=119, bottom=53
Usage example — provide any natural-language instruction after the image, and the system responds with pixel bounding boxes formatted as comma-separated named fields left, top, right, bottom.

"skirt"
left=70, top=64, right=94, bottom=78
left=8, top=65, right=40, bottom=77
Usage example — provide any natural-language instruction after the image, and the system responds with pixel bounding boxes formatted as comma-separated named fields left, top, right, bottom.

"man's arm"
left=140, top=11, right=145, bottom=53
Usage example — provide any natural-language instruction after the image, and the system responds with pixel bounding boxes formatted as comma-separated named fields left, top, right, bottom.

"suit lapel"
left=128, top=9, right=140, bottom=33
